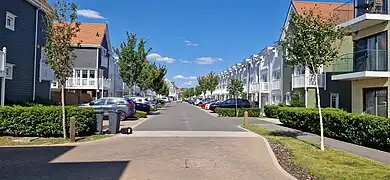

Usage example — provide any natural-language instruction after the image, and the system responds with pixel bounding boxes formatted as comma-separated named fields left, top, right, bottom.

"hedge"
left=264, top=104, right=290, bottom=118
left=278, top=107, right=390, bottom=152
left=0, top=106, right=95, bottom=137
left=216, top=108, right=262, bottom=117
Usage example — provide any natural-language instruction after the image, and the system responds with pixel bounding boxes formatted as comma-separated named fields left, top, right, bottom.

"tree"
left=206, top=72, right=219, bottom=98
left=157, top=82, right=169, bottom=97
left=150, top=64, right=167, bottom=95
left=195, top=85, right=202, bottom=97
left=137, top=62, right=155, bottom=95
left=278, top=7, right=347, bottom=150
left=291, top=91, right=305, bottom=107
left=44, top=0, right=81, bottom=139
left=197, top=76, right=208, bottom=98
left=227, top=78, right=244, bottom=117
left=115, top=33, right=150, bottom=95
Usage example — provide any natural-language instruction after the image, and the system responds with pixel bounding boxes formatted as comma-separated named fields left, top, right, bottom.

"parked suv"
left=209, top=98, right=251, bottom=112
left=80, top=97, right=136, bottom=121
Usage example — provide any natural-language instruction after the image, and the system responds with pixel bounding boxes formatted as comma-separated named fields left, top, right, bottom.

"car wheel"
left=118, top=111, right=126, bottom=121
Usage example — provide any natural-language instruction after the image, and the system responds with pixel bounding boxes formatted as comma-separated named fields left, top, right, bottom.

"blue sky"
left=48, top=0, right=346, bottom=88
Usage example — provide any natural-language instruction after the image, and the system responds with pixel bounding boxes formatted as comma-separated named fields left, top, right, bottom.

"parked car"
left=80, top=97, right=136, bottom=121
left=161, top=97, right=170, bottom=103
left=177, top=98, right=183, bottom=103
left=127, top=96, right=156, bottom=109
left=206, top=100, right=220, bottom=110
left=194, top=98, right=203, bottom=106
left=135, top=103, right=151, bottom=114
left=209, top=99, right=251, bottom=112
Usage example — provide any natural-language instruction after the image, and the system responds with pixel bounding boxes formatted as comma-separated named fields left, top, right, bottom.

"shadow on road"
left=0, top=146, right=129, bottom=180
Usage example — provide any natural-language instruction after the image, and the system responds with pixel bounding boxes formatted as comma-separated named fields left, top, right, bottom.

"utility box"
left=108, top=110, right=120, bottom=134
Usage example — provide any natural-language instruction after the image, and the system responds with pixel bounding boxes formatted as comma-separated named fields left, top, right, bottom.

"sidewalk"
left=253, top=117, right=390, bottom=164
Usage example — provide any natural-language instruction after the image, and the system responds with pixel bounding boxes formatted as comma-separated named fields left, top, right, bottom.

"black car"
left=209, top=98, right=251, bottom=112
left=135, top=103, right=151, bottom=113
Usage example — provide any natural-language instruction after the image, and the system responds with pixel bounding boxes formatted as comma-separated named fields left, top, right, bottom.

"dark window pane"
left=106, top=99, right=117, bottom=105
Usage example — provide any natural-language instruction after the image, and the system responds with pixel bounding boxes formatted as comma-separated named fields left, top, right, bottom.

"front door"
left=363, top=88, right=388, bottom=117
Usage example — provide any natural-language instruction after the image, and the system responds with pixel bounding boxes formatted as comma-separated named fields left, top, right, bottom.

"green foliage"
left=278, top=7, right=347, bottom=74
left=135, top=111, right=147, bottom=118
left=206, top=72, right=219, bottom=95
left=195, top=85, right=202, bottom=96
left=278, top=107, right=390, bottom=151
left=241, top=92, right=248, bottom=99
left=151, top=65, right=168, bottom=96
left=44, top=0, right=81, bottom=85
left=137, top=62, right=155, bottom=92
left=115, top=33, right=151, bottom=90
left=182, top=88, right=196, bottom=98
left=291, top=91, right=305, bottom=107
left=0, top=106, right=95, bottom=137
left=197, top=76, right=208, bottom=96
left=216, top=108, right=262, bottom=117
left=264, top=105, right=280, bottom=118
left=227, top=78, right=244, bottom=97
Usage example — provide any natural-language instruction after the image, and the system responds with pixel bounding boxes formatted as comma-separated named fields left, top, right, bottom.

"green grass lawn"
left=0, top=134, right=112, bottom=146
left=245, top=124, right=390, bottom=180
left=135, top=111, right=148, bottom=118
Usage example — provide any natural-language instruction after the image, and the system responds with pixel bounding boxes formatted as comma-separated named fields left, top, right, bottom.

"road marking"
left=124, top=131, right=260, bottom=137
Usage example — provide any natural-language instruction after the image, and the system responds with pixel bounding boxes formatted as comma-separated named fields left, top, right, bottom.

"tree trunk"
left=235, top=96, right=238, bottom=117
left=315, top=74, right=324, bottom=151
left=61, top=84, right=67, bottom=139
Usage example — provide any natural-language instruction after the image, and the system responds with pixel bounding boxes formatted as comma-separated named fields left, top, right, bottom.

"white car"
left=161, top=97, right=170, bottom=103
left=177, top=98, right=182, bottom=103
left=205, top=103, right=211, bottom=110
left=130, top=96, right=148, bottom=104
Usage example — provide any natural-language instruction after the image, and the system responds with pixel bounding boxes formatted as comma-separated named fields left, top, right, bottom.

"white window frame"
left=5, top=12, right=17, bottom=31
left=5, top=63, right=15, bottom=80
left=330, top=93, right=340, bottom=109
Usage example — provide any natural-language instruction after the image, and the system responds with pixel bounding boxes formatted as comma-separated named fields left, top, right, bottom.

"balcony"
left=332, top=50, right=390, bottom=80
left=39, top=63, right=54, bottom=81
left=271, top=80, right=281, bottom=90
left=292, top=74, right=326, bottom=89
left=250, top=82, right=269, bottom=93
left=335, top=0, right=390, bottom=32
left=51, top=78, right=111, bottom=89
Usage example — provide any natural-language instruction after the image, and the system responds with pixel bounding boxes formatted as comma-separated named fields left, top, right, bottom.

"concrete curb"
left=238, top=126, right=297, bottom=180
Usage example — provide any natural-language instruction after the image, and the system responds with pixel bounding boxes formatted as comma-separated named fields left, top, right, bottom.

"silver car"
left=81, top=97, right=136, bottom=121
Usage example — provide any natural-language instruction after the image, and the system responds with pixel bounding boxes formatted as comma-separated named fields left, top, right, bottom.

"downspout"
left=33, top=8, right=41, bottom=101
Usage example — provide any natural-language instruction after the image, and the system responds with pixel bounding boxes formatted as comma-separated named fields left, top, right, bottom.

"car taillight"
left=126, top=104, right=133, bottom=108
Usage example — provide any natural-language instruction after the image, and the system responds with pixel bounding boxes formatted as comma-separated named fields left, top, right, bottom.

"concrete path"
left=0, top=102, right=295, bottom=180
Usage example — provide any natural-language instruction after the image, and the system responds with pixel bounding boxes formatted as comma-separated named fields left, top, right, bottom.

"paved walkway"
left=0, top=103, right=295, bottom=180
left=251, top=117, right=390, bottom=164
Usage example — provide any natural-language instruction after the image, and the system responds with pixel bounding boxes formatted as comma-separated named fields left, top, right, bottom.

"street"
left=0, top=103, right=293, bottom=180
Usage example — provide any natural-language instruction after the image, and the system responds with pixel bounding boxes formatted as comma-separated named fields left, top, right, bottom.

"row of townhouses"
left=208, top=0, right=390, bottom=118
left=0, top=0, right=132, bottom=105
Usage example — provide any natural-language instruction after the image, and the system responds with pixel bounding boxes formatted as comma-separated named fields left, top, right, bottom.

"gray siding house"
left=51, top=23, right=112, bottom=100
left=0, top=0, right=53, bottom=105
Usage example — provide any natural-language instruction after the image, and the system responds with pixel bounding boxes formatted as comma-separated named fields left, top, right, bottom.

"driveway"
left=0, top=102, right=294, bottom=180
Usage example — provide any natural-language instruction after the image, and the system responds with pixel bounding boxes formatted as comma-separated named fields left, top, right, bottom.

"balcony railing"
left=292, top=74, right=326, bottom=89
left=52, top=78, right=111, bottom=89
left=334, top=0, right=388, bottom=21
left=40, top=63, right=54, bottom=81
left=250, top=82, right=269, bottom=93
left=271, top=80, right=281, bottom=90
left=332, top=50, right=388, bottom=72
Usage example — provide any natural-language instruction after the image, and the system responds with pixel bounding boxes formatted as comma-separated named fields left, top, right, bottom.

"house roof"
left=38, top=0, right=51, bottom=9
left=55, top=23, right=107, bottom=46
left=292, top=0, right=353, bottom=23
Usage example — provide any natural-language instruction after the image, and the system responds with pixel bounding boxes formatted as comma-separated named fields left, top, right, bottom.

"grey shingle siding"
left=0, top=0, right=50, bottom=101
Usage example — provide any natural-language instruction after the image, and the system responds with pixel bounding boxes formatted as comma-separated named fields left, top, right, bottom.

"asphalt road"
left=134, top=102, right=249, bottom=131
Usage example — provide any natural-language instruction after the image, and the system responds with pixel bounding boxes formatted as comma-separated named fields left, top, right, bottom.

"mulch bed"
left=268, top=140, right=316, bottom=180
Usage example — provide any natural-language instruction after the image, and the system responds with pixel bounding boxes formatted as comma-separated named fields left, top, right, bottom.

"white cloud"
left=77, top=9, right=105, bottom=19
left=179, top=59, right=191, bottom=63
left=195, top=57, right=223, bottom=65
left=184, top=40, right=198, bottom=47
left=173, top=75, right=198, bottom=80
left=147, top=53, right=176, bottom=63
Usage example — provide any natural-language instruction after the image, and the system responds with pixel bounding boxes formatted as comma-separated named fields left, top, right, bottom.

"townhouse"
left=0, top=0, right=54, bottom=105
left=212, top=0, right=358, bottom=111
left=331, top=0, right=390, bottom=117
left=51, top=23, right=128, bottom=101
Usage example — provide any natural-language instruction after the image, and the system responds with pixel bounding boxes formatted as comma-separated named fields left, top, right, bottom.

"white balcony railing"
left=292, top=74, right=326, bottom=89
left=51, top=78, right=111, bottom=90
left=271, top=80, right=281, bottom=90
left=250, top=82, right=269, bottom=93
left=40, top=63, right=54, bottom=81
left=261, top=82, right=269, bottom=92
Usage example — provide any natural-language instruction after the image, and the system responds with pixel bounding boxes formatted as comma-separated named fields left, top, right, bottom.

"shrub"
left=264, top=105, right=279, bottom=118
left=136, top=111, right=147, bottom=118
left=277, top=107, right=390, bottom=152
left=216, top=108, right=262, bottom=117
left=0, top=106, right=95, bottom=137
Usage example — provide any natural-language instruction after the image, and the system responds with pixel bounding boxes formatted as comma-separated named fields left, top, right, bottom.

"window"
left=272, top=71, right=280, bottom=80
left=330, top=93, right=339, bottom=109
left=5, top=12, right=17, bottom=31
left=92, top=98, right=106, bottom=106
left=5, top=63, right=14, bottom=80
left=106, top=98, right=118, bottom=105
left=354, top=31, right=387, bottom=71
left=363, top=88, right=388, bottom=117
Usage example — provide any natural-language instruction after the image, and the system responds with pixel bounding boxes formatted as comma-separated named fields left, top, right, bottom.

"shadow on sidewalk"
left=0, top=146, right=129, bottom=180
